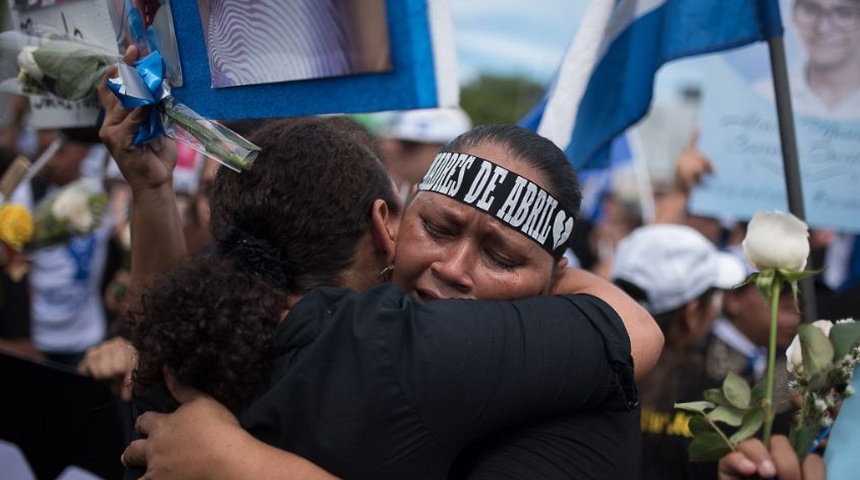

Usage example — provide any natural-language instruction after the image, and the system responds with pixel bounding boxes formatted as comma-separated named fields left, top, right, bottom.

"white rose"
left=786, top=319, right=833, bottom=374
left=743, top=211, right=809, bottom=272
left=51, top=187, right=94, bottom=233
left=17, top=46, right=44, bottom=81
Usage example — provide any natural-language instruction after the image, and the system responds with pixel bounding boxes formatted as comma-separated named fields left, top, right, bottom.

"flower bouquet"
left=31, top=178, right=109, bottom=248
left=676, top=211, right=860, bottom=462
left=0, top=29, right=259, bottom=172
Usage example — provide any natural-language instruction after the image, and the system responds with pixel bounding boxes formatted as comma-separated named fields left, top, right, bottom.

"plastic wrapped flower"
left=1, top=30, right=259, bottom=172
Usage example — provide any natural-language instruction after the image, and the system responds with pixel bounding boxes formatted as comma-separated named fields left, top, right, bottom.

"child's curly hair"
left=129, top=251, right=288, bottom=414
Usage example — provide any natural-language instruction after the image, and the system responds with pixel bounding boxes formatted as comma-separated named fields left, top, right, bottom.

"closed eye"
left=422, top=218, right=450, bottom=239
left=484, top=249, right=516, bottom=271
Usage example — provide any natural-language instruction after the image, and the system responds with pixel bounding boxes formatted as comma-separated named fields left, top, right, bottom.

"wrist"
left=130, top=181, right=177, bottom=207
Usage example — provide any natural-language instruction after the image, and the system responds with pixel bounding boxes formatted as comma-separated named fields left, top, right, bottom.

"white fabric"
left=385, top=108, right=472, bottom=144
left=611, top=224, right=746, bottom=314
left=0, top=440, right=35, bottom=480
left=56, top=466, right=103, bottom=480
left=27, top=221, right=112, bottom=353
left=536, top=0, right=613, bottom=150
left=19, top=180, right=113, bottom=354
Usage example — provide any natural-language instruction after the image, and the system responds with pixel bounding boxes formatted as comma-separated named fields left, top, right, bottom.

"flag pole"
left=766, top=34, right=818, bottom=322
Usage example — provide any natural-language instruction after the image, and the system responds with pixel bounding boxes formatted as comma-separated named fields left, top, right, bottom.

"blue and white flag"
left=524, top=0, right=783, bottom=170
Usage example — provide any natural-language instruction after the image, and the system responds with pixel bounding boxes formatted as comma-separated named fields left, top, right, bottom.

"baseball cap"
left=385, top=108, right=472, bottom=144
left=611, top=224, right=746, bottom=315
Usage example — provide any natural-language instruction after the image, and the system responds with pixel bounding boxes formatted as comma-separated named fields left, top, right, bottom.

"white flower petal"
left=743, top=211, right=810, bottom=272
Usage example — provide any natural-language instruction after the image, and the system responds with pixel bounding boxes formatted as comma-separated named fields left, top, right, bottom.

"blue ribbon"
left=66, top=234, right=96, bottom=282
left=106, top=51, right=167, bottom=146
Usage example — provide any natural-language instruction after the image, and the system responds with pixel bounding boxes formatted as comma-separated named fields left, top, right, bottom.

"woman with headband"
left=98, top=59, right=661, bottom=478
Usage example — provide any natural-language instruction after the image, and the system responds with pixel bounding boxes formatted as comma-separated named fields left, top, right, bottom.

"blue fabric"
left=165, top=0, right=442, bottom=119
left=565, top=0, right=783, bottom=170
left=840, top=234, right=860, bottom=291
left=105, top=51, right=166, bottom=146
left=824, top=366, right=860, bottom=476
left=576, top=134, right=634, bottom=223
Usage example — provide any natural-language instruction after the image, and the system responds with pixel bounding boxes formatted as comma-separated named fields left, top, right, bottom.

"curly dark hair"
left=130, top=253, right=288, bottom=414
left=209, top=116, right=400, bottom=293
left=130, top=116, right=398, bottom=414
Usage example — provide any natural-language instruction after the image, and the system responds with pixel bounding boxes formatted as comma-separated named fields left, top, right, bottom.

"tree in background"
left=460, top=74, right=544, bottom=125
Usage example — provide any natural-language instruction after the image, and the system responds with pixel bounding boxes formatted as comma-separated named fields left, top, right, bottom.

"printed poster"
left=690, top=0, right=860, bottom=233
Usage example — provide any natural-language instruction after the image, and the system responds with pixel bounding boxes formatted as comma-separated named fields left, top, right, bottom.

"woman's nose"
left=430, top=241, right=475, bottom=295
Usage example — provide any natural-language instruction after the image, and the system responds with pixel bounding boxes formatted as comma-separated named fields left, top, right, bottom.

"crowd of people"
left=1, top=40, right=859, bottom=480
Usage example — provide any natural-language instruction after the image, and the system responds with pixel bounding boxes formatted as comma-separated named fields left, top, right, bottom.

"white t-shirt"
left=14, top=176, right=113, bottom=354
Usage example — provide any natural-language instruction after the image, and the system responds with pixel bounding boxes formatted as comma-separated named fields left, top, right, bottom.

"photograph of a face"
left=742, top=0, right=860, bottom=120
left=198, top=0, right=393, bottom=88
left=106, top=0, right=183, bottom=86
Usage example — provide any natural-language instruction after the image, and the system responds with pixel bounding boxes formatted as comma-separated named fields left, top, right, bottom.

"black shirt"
left=240, top=283, right=637, bottom=480
left=449, top=408, right=642, bottom=480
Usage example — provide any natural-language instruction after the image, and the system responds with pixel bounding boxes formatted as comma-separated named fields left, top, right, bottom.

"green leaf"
left=735, top=272, right=759, bottom=289
left=674, top=401, right=716, bottom=415
left=755, top=270, right=775, bottom=301
left=751, top=380, right=768, bottom=404
left=779, top=268, right=822, bottom=283
left=687, top=415, right=713, bottom=436
left=799, top=324, right=835, bottom=377
left=790, top=424, right=820, bottom=463
left=730, top=408, right=764, bottom=444
left=703, top=388, right=732, bottom=407
left=707, top=405, right=746, bottom=427
left=831, top=321, right=860, bottom=361
left=32, top=41, right=112, bottom=100
left=723, top=371, right=751, bottom=409
left=688, top=432, right=733, bottom=462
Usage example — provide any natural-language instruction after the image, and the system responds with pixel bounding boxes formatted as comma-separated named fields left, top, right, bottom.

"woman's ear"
left=370, top=199, right=399, bottom=263
left=551, top=257, right=570, bottom=289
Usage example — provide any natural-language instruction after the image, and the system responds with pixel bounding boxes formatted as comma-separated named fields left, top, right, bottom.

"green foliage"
left=675, top=373, right=767, bottom=462
left=730, top=408, right=764, bottom=444
left=32, top=40, right=113, bottom=100
left=460, top=74, right=545, bottom=125
left=688, top=432, right=732, bottom=462
left=831, top=321, right=860, bottom=360
left=789, top=423, right=820, bottom=463
left=723, top=371, right=751, bottom=409
left=799, top=324, right=834, bottom=377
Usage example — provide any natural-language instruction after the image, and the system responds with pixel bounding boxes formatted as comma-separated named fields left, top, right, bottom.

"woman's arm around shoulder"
left=552, top=267, right=663, bottom=379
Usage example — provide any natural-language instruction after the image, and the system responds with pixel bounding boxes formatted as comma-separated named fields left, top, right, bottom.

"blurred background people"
left=611, top=223, right=746, bottom=480
left=9, top=127, right=120, bottom=367
left=379, top=107, right=472, bottom=202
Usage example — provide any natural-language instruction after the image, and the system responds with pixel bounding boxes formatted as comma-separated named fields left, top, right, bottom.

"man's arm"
left=552, top=267, right=663, bottom=379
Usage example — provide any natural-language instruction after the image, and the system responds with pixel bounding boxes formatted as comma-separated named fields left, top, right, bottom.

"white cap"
left=611, top=224, right=746, bottom=315
left=385, top=108, right=472, bottom=144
